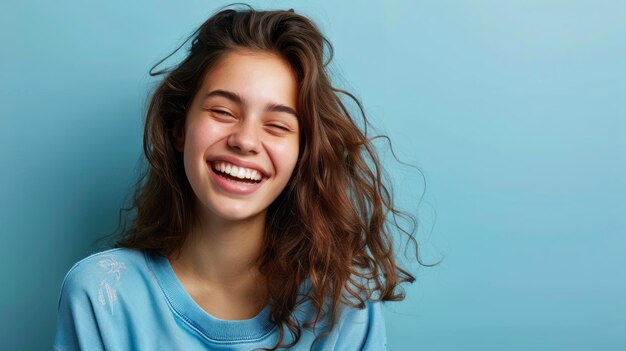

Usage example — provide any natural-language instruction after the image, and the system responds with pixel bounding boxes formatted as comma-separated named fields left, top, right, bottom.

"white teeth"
left=212, top=161, right=262, bottom=181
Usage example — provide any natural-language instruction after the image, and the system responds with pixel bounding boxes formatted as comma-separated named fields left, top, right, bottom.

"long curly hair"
left=115, top=4, right=431, bottom=350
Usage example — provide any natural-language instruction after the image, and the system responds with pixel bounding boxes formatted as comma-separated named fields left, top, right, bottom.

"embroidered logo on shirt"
left=97, top=256, right=127, bottom=315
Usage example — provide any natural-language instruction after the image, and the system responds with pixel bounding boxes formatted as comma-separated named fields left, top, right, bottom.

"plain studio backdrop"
left=1, top=0, right=625, bottom=350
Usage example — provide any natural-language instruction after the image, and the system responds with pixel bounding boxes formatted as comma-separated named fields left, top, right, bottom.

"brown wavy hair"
left=114, top=4, right=433, bottom=350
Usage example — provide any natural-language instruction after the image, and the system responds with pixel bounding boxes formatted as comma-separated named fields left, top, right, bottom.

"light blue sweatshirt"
left=54, top=248, right=387, bottom=350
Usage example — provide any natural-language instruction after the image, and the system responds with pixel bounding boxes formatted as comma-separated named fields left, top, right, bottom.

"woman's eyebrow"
left=203, top=89, right=298, bottom=119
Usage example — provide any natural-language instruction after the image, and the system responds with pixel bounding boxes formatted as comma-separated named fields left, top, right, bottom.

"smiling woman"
left=53, top=4, right=424, bottom=351
left=174, top=50, right=300, bottom=224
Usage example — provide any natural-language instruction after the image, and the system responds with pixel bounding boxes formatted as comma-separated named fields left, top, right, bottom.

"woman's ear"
left=172, top=119, right=185, bottom=152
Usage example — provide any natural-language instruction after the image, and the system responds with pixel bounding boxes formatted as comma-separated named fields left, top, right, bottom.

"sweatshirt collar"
left=146, top=251, right=276, bottom=343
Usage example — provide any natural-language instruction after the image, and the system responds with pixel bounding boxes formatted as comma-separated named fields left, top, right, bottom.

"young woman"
left=54, top=5, right=422, bottom=350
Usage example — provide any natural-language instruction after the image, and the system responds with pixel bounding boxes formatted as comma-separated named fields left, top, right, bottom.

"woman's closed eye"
left=268, top=124, right=291, bottom=132
left=210, top=109, right=235, bottom=118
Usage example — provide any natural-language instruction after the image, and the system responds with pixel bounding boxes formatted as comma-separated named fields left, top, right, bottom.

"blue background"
left=2, top=0, right=625, bottom=350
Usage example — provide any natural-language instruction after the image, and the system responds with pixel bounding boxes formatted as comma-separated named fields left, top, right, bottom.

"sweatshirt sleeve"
left=53, top=262, right=106, bottom=351
left=333, top=300, right=388, bottom=351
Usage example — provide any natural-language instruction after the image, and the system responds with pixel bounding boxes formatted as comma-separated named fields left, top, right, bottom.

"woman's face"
left=175, top=49, right=300, bottom=224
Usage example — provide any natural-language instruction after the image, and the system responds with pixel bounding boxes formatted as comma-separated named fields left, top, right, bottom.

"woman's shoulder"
left=59, top=248, right=148, bottom=297
left=55, top=248, right=169, bottom=349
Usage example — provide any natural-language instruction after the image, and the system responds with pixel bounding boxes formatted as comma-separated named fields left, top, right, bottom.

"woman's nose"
left=227, top=121, right=261, bottom=155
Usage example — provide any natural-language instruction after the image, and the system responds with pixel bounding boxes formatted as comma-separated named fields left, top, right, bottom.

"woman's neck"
left=173, top=212, right=266, bottom=286
left=168, top=210, right=269, bottom=319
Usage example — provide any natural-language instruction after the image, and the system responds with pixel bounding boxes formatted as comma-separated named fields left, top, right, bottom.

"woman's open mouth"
left=210, top=161, right=263, bottom=184
left=208, top=160, right=267, bottom=194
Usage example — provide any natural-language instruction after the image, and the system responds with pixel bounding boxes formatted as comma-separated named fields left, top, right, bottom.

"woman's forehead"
left=198, top=50, right=299, bottom=111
